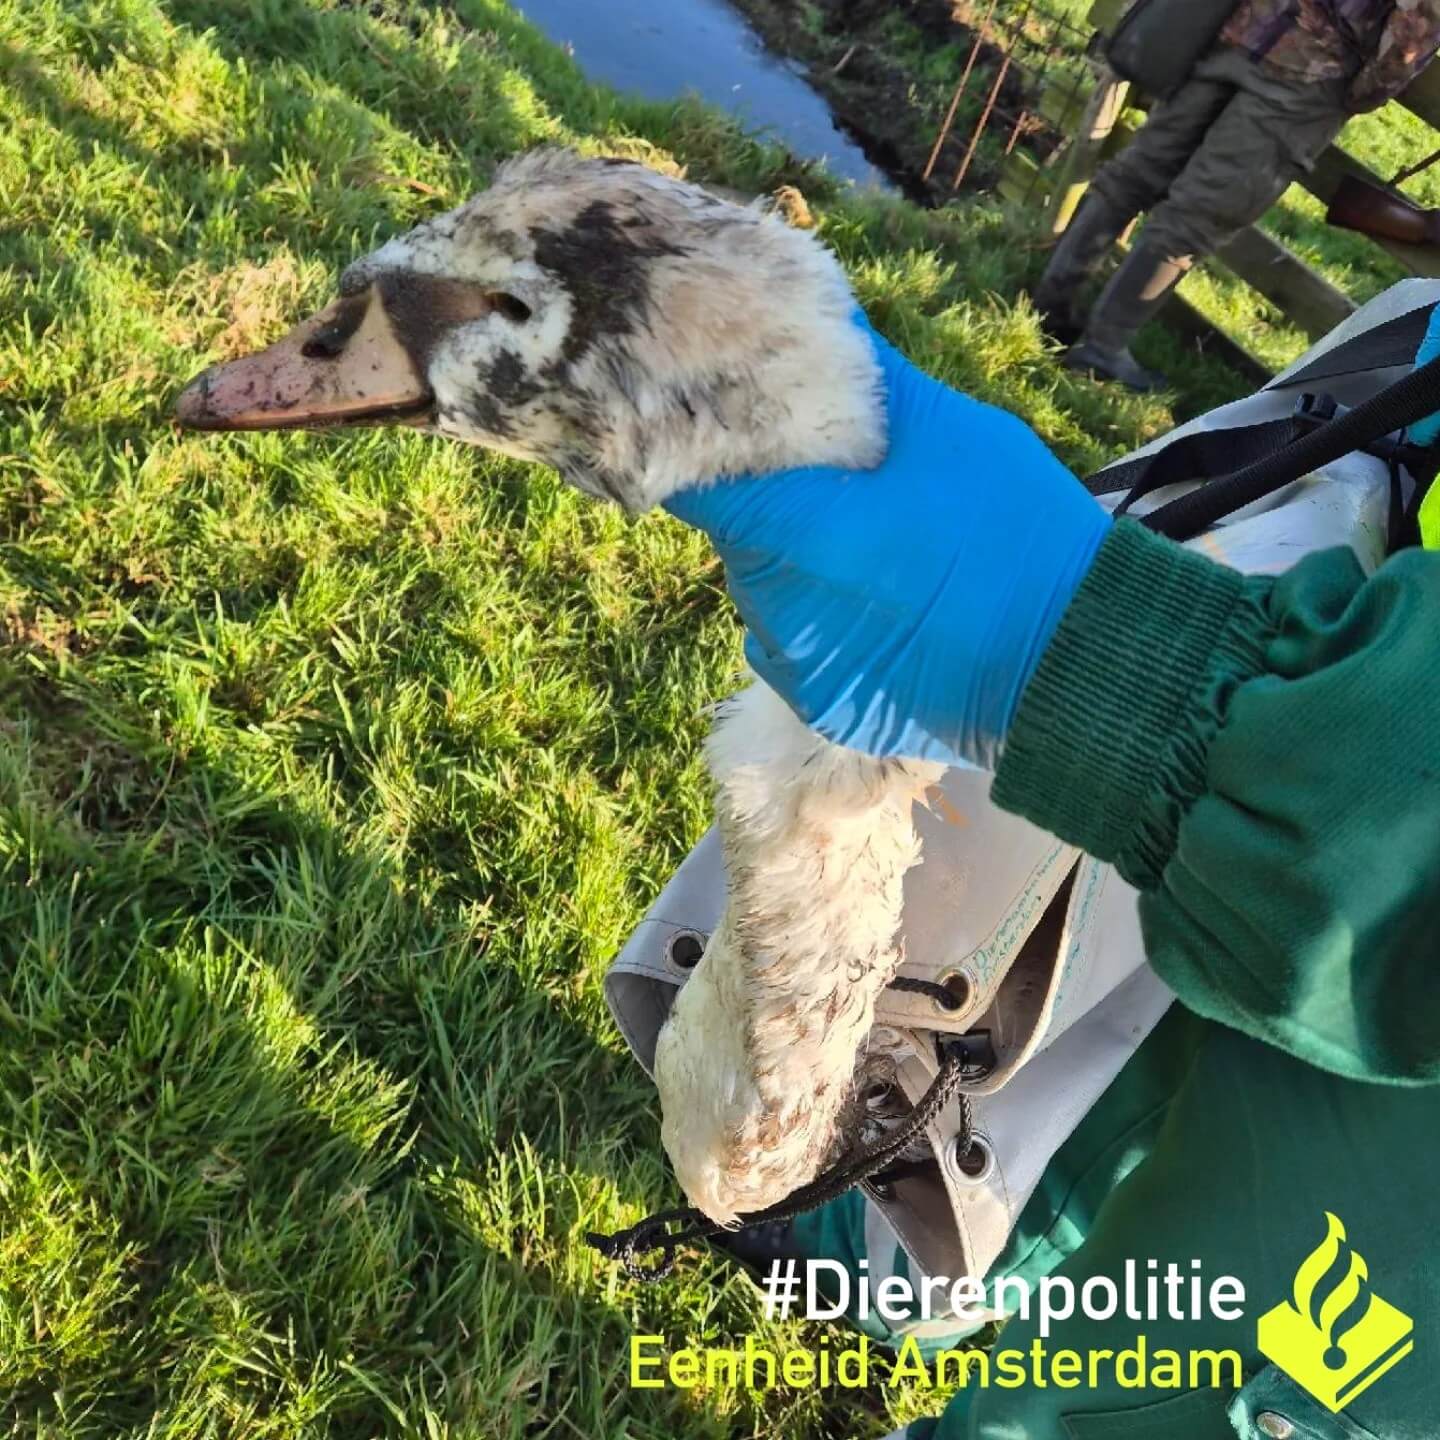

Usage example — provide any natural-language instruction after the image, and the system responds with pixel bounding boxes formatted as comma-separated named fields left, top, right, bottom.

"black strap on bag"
left=1086, top=302, right=1440, bottom=548
left=1103, top=0, right=1242, bottom=98
left=1088, top=305, right=1438, bottom=499
left=1086, top=402, right=1337, bottom=499
left=1275, top=304, right=1438, bottom=389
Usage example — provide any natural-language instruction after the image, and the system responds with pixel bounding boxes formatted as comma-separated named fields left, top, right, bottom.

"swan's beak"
left=174, top=286, right=433, bottom=431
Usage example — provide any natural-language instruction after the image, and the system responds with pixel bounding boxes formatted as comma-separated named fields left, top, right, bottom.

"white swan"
left=177, top=150, right=945, bottom=1225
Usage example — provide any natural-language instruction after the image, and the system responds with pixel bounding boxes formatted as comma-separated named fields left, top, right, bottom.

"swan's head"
left=176, top=149, right=885, bottom=509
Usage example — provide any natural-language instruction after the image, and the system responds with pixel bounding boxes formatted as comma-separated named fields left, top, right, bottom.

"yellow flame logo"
left=1259, top=1212, right=1414, bottom=1412
left=1291, top=1213, right=1374, bottom=1369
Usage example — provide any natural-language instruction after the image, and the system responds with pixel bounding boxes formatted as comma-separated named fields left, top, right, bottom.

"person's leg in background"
left=1032, top=63, right=1235, bottom=344
left=1066, top=46, right=1349, bottom=391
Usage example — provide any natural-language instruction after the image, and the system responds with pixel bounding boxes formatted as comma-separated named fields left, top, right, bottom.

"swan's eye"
left=487, top=292, right=532, bottom=324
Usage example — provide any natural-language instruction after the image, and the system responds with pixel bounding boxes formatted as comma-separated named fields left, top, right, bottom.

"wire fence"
left=925, top=0, right=1096, bottom=197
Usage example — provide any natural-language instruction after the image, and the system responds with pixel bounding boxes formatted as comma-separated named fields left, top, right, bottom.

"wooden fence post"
left=1045, top=66, right=1130, bottom=233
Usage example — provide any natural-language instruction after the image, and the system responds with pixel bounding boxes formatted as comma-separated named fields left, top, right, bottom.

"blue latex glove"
left=663, top=320, right=1112, bottom=770
left=1410, top=304, right=1440, bottom=447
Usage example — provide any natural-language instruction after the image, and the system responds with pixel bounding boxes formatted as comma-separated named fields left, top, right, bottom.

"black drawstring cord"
left=585, top=1206, right=719, bottom=1282
left=586, top=1014, right=985, bottom=1281
left=886, top=974, right=965, bottom=1010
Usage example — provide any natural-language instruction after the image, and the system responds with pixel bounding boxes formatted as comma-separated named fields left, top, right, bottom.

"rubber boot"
left=1031, top=194, right=1134, bottom=343
left=1064, top=243, right=1186, bottom=393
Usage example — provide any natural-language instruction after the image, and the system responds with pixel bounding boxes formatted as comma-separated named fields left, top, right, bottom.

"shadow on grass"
left=0, top=655, right=823, bottom=1438
left=0, top=3, right=841, bottom=1425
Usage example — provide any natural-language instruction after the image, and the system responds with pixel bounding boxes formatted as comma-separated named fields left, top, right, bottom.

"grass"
left=0, top=0, right=1363, bottom=1436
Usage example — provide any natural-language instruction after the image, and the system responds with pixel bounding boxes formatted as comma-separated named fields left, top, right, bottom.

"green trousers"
left=1090, top=45, right=1348, bottom=264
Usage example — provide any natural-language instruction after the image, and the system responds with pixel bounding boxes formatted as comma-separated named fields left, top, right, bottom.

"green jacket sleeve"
left=992, top=519, right=1440, bottom=1085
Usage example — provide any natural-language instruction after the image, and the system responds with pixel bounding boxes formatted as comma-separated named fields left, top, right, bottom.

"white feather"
left=357, top=150, right=936, bottom=1220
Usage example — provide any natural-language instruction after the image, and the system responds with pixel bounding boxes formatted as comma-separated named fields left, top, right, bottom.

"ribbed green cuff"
left=993, top=520, right=1266, bottom=882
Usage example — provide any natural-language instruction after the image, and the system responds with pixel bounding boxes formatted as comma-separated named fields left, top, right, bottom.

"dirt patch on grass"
left=2, top=603, right=78, bottom=659
left=212, top=254, right=309, bottom=357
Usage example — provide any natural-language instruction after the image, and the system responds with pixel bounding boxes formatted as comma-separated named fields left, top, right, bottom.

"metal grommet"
left=952, top=1133, right=994, bottom=1184
left=665, top=930, right=706, bottom=971
left=1255, top=1415, right=1294, bottom=1440
left=935, top=969, right=974, bottom=1015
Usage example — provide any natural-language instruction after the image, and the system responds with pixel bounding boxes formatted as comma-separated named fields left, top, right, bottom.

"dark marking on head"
left=486, top=348, right=539, bottom=403
left=531, top=198, right=687, bottom=372
left=462, top=389, right=512, bottom=439
left=464, top=347, right=544, bottom=439
left=376, top=272, right=494, bottom=374
left=460, top=211, right=526, bottom=260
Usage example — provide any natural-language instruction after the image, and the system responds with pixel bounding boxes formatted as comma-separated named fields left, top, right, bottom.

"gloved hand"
left=1410, top=306, right=1440, bottom=548
left=664, top=319, right=1112, bottom=770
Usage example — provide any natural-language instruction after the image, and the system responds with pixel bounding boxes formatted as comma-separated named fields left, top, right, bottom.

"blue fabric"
left=1410, top=304, right=1440, bottom=446
left=663, top=318, right=1111, bottom=769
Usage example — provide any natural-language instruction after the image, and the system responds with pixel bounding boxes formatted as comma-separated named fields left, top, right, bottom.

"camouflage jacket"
left=1221, top=0, right=1440, bottom=109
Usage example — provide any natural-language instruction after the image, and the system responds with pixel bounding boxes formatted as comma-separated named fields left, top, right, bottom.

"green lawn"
left=0, top=1, right=1343, bottom=1436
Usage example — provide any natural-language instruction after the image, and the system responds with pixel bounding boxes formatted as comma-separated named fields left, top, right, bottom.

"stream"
left=513, top=0, right=893, bottom=191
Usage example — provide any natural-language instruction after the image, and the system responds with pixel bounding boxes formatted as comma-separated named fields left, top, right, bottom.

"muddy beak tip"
left=170, top=288, right=433, bottom=434
left=173, top=370, right=215, bottom=429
